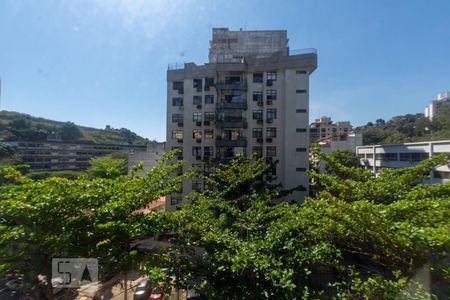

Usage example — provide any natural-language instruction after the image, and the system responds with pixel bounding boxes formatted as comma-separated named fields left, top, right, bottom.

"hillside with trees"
left=0, top=110, right=149, bottom=145
left=362, top=105, right=450, bottom=145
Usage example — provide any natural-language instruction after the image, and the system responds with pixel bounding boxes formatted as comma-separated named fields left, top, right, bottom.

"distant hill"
left=0, top=110, right=150, bottom=145
left=360, top=105, right=450, bottom=145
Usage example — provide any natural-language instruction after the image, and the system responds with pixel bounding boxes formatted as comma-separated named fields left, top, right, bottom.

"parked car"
left=149, top=284, right=165, bottom=299
left=133, top=278, right=152, bottom=300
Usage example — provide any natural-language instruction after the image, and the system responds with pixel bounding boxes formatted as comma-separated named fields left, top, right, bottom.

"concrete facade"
left=128, top=143, right=164, bottom=173
left=9, top=141, right=146, bottom=171
left=356, top=140, right=450, bottom=183
left=166, top=28, right=317, bottom=211
left=424, top=91, right=450, bottom=120
left=309, top=116, right=353, bottom=143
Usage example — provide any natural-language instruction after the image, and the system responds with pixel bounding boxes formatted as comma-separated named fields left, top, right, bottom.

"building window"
left=376, top=153, right=398, bottom=161
left=204, top=129, right=214, bottom=139
left=252, top=146, right=263, bottom=157
left=193, top=96, right=202, bottom=105
left=296, top=128, right=307, bottom=132
left=252, top=110, right=263, bottom=120
left=267, top=90, right=277, bottom=100
left=296, top=167, right=307, bottom=172
left=267, top=71, right=277, bottom=81
left=296, top=109, right=307, bottom=113
left=193, top=79, right=202, bottom=90
left=204, top=112, right=215, bottom=121
left=296, top=148, right=307, bottom=152
left=172, top=130, right=183, bottom=140
left=266, top=127, right=277, bottom=138
left=192, top=180, right=202, bottom=191
left=296, top=89, right=307, bottom=94
left=252, top=128, right=263, bottom=138
left=193, top=129, right=202, bottom=139
left=172, top=114, right=183, bottom=123
left=267, top=146, right=277, bottom=157
left=172, top=81, right=183, bottom=91
left=193, top=112, right=202, bottom=122
left=170, top=195, right=182, bottom=205
left=172, top=97, right=183, bottom=106
left=205, top=77, right=214, bottom=89
left=253, top=91, right=263, bottom=102
left=433, top=171, right=450, bottom=179
left=192, top=147, right=201, bottom=156
left=205, top=95, right=214, bottom=104
left=366, top=153, right=373, bottom=159
left=253, top=73, right=263, bottom=83
left=266, top=108, right=277, bottom=119
left=204, top=147, right=213, bottom=157
left=204, top=164, right=212, bottom=175
left=296, top=70, right=307, bottom=74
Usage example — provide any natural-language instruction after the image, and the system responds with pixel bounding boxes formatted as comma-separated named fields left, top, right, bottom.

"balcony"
left=215, top=80, right=247, bottom=91
left=217, top=101, right=247, bottom=110
left=216, top=119, right=248, bottom=128
left=215, top=137, right=247, bottom=147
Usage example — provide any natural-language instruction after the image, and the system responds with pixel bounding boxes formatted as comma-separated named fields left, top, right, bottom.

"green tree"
left=60, top=122, right=82, bottom=141
left=86, top=154, right=128, bottom=179
left=325, top=149, right=358, bottom=171
left=151, top=153, right=449, bottom=299
left=0, top=151, right=186, bottom=299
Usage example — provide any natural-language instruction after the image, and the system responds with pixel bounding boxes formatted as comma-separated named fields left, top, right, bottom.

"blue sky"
left=1, top=0, right=449, bottom=141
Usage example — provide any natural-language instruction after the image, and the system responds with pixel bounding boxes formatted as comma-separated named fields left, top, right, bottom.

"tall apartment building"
left=424, top=91, right=450, bottom=120
left=309, top=116, right=353, bottom=142
left=165, top=28, right=317, bottom=211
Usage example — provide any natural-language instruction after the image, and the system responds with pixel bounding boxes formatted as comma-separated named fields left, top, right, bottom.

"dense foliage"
left=362, top=106, right=450, bottom=145
left=0, top=152, right=186, bottom=299
left=1, top=149, right=449, bottom=299
left=154, top=153, right=450, bottom=299
left=0, top=110, right=149, bottom=145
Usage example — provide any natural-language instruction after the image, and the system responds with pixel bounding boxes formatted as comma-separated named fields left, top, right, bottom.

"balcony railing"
left=216, top=119, right=248, bottom=128
left=215, top=80, right=247, bottom=91
left=215, top=137, right=247, bottom=147
left=217, top=101, right=247, bottom=110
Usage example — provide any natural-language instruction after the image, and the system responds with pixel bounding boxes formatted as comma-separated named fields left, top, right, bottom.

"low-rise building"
left=8, top=141, right=146, bottom=171
left=309, top=116, right=353, bottom=143
left=128, top=143, right=164, bottom=172
left=425, top=91, right=450, bottom=120
left=356, top=140, right=450, bottom=183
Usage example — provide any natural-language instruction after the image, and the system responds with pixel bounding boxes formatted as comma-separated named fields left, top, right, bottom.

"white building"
left=128, top=143, right=164, bottom=173
left=356, top=140, right=450, bottom=183
left=424, top=92, right=450, bottom=120
left=165, top=28, right=318, bottom=211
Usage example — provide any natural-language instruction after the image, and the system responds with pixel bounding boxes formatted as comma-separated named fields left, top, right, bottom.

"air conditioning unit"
left=266, top=118, right=273, bottom=123
left=177, top=122, right=184, bottom=127
left=178, top=88, right=184, bottom=94
left=196, top=155, right=202, bottom=160
left=196, top=104, right=202, bottom=109
left=204, top=121, right=210, bottom=126
left=256, top=138, right=264, bottom=143
left=177, top=139, right=183, bottom=143
left=257, top=119, right=263, bottom=124
left=178, top=106, right=184, bottom=111
left=266, top=80, right=273, bottom=86
left=257, top=101, right=264, bottom=107
left=266, top=100, right=273, bottom=105
left=204, top=86, right=210, bottom=91
left=196, top=138, right=201, bottom=143
left=196, top=121, right=202, bottom=126
left=266, top=138, right=273, bottom=143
